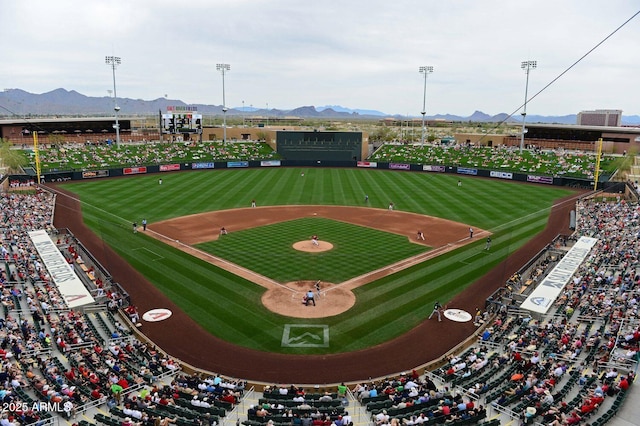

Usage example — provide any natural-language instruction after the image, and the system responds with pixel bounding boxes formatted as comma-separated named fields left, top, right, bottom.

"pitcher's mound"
left=262, top=281, right=355, bottom=318
left=292, top=240, right=334, bottom=252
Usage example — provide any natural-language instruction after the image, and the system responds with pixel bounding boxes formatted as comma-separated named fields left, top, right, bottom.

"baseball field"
left=54, top=167, right=577, bottom=382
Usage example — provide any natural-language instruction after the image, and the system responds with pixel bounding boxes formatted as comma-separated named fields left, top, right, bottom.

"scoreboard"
left=276, top=131, right=363, bottom=161
left=161, top=110, right=202, bottom=134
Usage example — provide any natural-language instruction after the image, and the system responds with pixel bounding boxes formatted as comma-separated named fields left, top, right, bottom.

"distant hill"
left=317, top=105, right=386, bottom=116
left=1, top=88, right=639, bottom=125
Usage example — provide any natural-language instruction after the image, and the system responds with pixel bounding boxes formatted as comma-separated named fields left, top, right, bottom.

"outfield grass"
left=62, top=168, right=575, bottom=354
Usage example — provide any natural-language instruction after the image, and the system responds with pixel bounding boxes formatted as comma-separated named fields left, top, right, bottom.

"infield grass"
left=196, top=217, right=429, bottom=283
left=61, top=168, right=575, bottom=354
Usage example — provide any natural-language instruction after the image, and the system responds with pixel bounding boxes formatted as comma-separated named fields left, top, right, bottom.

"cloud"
left=1, top=0, right=638, bottom=116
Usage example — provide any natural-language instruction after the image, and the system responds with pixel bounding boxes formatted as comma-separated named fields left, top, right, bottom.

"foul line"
left=144, top=228, right=296, bottom=293
left=45, top=186, right=134, bottom=227
left=490, top=193, right=583, bottom=233
left=132, top=247, right=164, bottom=261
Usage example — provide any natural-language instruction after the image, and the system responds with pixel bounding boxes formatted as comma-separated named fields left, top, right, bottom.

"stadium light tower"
left=105, top=56, right=122, bottom=146
left=216, top=63, right=231, bottom=143
left=520, top=60, right=537, bottom=152
left=419, top=66, right=434, bottom=146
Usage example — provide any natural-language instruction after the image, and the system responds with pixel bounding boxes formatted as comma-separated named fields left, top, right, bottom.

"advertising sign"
left=457, top=167, right=478, bottom=176
left=423, top=165, right=446, bottom=172
left=192, top=162, right=215, bottom=169
left=159, top=164, right=181, bottom=172
left=260, top=160, right=281, bottom=167
left=227, top=161, right=249, bottom=168
left=82, top=170, right=109, bottom=179
left=389, top=163, right=410, bottom=170
left=490, top=171, right=513, bottom=180
left=123, top=166, right=147, bottom=175
left=357, top=161, right=378, bottom=168
left=527, top=175, right=553, bottom=184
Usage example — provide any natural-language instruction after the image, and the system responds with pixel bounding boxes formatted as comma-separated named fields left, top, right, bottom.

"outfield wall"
left=25, top=159, right=605, bottom=189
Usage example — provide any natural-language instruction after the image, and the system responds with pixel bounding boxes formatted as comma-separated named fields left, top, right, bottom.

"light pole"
left=520, top=60, right=537, bottom=152
left=105, top=56, right=122, bottom=146
left=419, top=66, right=434, bottom=146
left=266, top=102, right=269, bottom=127
left=216, top=63, right=230, bottom=143
left=242, top=100, right=245, bottom=127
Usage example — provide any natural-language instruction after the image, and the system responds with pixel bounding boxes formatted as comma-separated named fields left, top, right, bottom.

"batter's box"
left=282, top=324, right=329, bottom=347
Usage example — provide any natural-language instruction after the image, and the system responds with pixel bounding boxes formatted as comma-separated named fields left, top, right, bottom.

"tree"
left=48, top=134, right=66, bottom=149
left=369, top=126, right=395, bottom=143
left=0, top=139, right=28, bottom=174
left=256, top=131, right=268, bottom=142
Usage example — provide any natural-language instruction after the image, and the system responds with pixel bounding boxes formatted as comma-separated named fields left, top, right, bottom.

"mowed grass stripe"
left=91, top=218, right=282, bottom=348
left=197, top=218, right=428, bottom=283
left=121, top=234, right=262, bottom=305
left=331, top=212, right=550, bottom=349
left=63, top=168, right=575, bottom=354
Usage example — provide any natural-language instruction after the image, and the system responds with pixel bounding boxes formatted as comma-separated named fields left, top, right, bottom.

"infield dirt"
left=148, top=206, right=486, bottom=318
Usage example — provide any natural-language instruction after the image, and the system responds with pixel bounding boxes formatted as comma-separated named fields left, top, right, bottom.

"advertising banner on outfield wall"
left=227, top=161, right=249, bottom=168
left=159, top=164, right=181, bottom=172
left=192, top=162, right=215, bottom=169
left=457, top=167, right=478, bottom=176
left=28, top=230, right=95, bottom=308
left=520, top=236, right=598, bottom=314
left=82, top=170, right=109, bottom=179
left=389, top=163, right=410, bottom=170
left=123, top=166, right=147, bottom=175
left=527, top=175, right=553, bottom=184
left=357, top=161, right=378, bottom=168
left=490, top=171, right=513, bottom=180
left=423, top=165, right=446, bottom=172
left=260, top=160, right=281, bottom=167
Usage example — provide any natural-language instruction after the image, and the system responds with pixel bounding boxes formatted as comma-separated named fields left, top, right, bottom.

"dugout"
left=276, top=130, right=365, bottom=161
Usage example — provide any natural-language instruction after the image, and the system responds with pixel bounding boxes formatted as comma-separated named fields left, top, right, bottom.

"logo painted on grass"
left=282, top=325, right=329, bottom=347
left=142, top=308, right=173, bottom=322
left=443, top=309, right=472, bottom=322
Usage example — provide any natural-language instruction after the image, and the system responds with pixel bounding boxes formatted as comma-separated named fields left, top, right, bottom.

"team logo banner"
left=28, top=230, right=95, bottom=308
left=520, top=236, right=597, bottom=314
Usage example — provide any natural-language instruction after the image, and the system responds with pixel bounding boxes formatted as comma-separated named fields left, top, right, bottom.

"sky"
left=1, top=1, right=639, bottom=117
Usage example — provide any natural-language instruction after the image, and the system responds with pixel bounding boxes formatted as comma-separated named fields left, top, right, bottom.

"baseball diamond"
left=51, top=168, right=580, bottom=383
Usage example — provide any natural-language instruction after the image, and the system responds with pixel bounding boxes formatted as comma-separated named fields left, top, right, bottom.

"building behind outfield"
left=455, top=123, right=640, bottom=154
left=0, top=117, right=133, bottom=144
left=577, top=109, right=622, bottom=127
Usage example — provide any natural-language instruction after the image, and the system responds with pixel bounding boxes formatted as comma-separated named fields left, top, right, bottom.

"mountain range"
left=1, top=88, right=639, bottom=125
